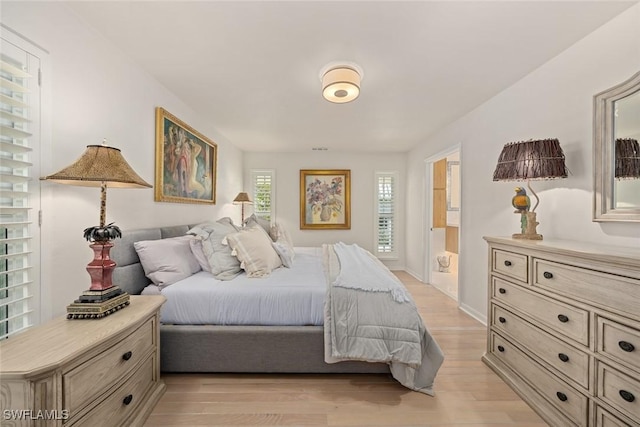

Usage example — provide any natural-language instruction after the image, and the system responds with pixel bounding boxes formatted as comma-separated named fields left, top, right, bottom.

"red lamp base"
left=66, top=241, right=130, bottom=319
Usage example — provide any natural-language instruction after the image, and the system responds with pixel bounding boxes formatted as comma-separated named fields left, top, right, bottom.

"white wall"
left=3, top=2, right=244, bottom=319
left=406, top=4, right=640, bottom=323
left=244, top=151, right=406, bottom=269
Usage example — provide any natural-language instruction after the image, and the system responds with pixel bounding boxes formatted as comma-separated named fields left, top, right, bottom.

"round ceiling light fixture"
left=320, top=62, right=363, bottom=104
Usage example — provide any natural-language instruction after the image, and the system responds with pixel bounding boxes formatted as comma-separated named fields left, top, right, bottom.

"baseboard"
left=459, top=302, right=486, bottom=326
left=403, top=268, right=423, bottom=282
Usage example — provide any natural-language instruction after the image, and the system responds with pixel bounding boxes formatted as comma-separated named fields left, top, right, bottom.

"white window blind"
left=375, top=172, right=397, bottom=258
left=251, top=169, right=275, bottom=222
left=0, top=30, right=42, bottom=339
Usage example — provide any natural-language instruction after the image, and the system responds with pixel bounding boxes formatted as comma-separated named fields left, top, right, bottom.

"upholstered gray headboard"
left=111, top=224, right=195, bottom=295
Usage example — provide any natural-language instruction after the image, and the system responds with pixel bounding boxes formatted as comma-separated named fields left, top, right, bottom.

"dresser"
left=0, top=295, right=165, bottom=427
left=483, top=237, right=640, bottom=427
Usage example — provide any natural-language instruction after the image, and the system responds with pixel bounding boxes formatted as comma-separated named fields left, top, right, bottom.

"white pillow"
left=189, top=238, right=211, bottom=273
left=187, top=218, right=242, bottom=280
left=226, top=225, right=282, bottom=277
left=134, top=235, right=201, bottom=288
left=244, top=214, right=271, bottom=235
left=271, top=240, right=294, bottom=268
left=269, top=222, right=294, bottom=247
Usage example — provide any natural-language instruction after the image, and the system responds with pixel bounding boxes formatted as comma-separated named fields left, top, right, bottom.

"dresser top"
left=0, top=295, right=165, bottom=376
left=484, top=236, right=640, bottom=268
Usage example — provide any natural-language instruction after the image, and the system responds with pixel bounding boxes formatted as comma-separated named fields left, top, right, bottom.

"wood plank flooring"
left=144, top=271, right=547, bottom=426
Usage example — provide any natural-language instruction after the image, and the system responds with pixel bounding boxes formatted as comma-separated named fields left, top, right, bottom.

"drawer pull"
left=619, top=341, right=636, bottom=352
left=497, top=345, right=505, bottom=352
left=122, top=351, right=133, bottom=361
left=498, top=317, right=506, bottom=324
left=558, top=353, right=569, bottom=363
left=543, top=271, right=553, bottom=279
left=620, top=390, right=635, bottom=403
left=498, top=288, right=506, bottom=294
left=123, top=394, right=133, bottom=405
left=556, top=392, right=568, bottom=402
left=504, top=260, right=512, bottom=267
left=557, top=314, right=569, bottom=323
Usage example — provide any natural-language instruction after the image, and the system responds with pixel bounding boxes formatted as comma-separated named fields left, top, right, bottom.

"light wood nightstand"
left=0, top=295, right=166, bottom=426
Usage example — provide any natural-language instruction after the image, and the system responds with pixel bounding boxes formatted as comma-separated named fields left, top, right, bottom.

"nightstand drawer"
left=64, top=317, right=154, bottom=416
left=492, top=249, right=528, bottom=282
left=492, top=304, right=589, bottom=389
left=490, top=332, right=588, bottom=426
left=492, top=277, right=589, bottom=346
left=597, top=361, right=640, bottom=422
left=598, top=316, right=640, bottom=372
left=534, top=259, right=640, bottom=319
left=72, top=354, right=155, bottom=427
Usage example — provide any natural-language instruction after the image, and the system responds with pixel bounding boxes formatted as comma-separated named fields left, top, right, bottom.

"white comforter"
left=323, top=242, right=444, bottom=395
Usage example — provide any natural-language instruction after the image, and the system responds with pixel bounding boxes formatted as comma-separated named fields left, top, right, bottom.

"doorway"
left=424, top=147, right=460, bottom=301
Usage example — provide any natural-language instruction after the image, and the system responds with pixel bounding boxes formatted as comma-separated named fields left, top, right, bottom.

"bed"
left=110, top=220, right=443, bottom=394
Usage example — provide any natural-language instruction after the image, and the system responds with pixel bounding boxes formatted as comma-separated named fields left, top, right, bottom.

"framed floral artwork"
left=155, top=107, right=217, bottom=204
left=300, top=169, right=351, bottom=229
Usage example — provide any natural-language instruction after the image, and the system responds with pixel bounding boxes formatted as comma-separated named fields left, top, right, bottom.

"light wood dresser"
left=483, top=237, right=640, bottom=427
left=0, top=295, right=165, bottom=426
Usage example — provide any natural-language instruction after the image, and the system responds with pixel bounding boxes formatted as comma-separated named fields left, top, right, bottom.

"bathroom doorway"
left=425, top=147, right=460, bottom=301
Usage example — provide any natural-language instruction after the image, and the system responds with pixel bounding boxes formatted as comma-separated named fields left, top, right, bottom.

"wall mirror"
left=593, top=71, right=640, bottom=222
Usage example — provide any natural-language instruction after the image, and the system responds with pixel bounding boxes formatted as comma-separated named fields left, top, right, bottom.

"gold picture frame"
left=155, top=107, right=217, bottom=204
left=300, top=169, right=351, bottom=230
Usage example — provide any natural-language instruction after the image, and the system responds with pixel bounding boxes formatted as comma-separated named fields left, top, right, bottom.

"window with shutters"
left=251, top=169, right=275, bottom=222
left=0, top=28, right=45, bottom=338
left=375, top=172, right=398, bottom=258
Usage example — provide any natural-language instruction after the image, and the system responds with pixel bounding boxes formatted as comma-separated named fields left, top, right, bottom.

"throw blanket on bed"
left=323, top=243, right=444, bottom=395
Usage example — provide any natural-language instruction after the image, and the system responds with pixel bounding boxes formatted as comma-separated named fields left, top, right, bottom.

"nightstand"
left=0, top=295, right=166, bottom=426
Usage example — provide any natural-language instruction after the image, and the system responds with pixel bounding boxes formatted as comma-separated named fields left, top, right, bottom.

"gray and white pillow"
left=187, top=217, right=242, bottom=280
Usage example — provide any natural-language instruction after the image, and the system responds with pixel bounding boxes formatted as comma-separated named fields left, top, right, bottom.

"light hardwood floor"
left=145, top=271, right=547, bottom=427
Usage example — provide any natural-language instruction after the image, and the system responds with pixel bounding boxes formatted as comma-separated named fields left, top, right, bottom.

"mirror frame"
left=593, top=71, right=640, bottom=222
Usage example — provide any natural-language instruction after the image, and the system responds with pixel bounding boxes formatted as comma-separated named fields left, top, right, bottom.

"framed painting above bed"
left=300, top=169, right=351, bottom=230
left=155, top=107, right=217, bottom=204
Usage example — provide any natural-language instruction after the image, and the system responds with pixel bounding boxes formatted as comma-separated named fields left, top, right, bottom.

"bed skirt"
left=161, top=324, right=390, bottom=373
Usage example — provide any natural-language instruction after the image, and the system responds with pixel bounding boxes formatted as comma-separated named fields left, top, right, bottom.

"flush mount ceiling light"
left=320, top=62, right=363, bottom=104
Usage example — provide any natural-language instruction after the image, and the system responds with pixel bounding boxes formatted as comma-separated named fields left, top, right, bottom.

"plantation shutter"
left=375, top=172, right=397, bottom=257
left=251, top=170, right=275, bottom=222
left=0, top=30, right=43, bottom=338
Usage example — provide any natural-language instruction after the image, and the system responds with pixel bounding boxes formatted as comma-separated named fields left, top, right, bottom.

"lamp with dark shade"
left=233, top=192, right=253, bottom=224
left=615, top=138, right=640, bottom=179
left=492, top=138, right=568, bottom=240
left=41, top=141, right=152, bottom=319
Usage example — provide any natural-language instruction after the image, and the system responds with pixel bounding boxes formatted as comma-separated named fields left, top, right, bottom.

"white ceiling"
left=64, top=1, right=636, bottom=153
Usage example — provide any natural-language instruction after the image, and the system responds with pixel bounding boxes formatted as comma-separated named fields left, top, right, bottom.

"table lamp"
left=233, top=192, right=253, bottom=225
left=41, top=140, right=152, bottom=319
left=492, top=138, right=568, bottom=240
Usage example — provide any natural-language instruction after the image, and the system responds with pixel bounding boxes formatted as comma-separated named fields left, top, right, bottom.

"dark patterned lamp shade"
left=493, top=138, right=568, bottom=182
left=615, top=138, right=640, bottom=179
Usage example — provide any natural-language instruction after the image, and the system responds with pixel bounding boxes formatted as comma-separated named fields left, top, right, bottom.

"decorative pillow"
left=270, top=222, right=294, bottom=246
left=189, top=238, right=211, bottom=273
left=187, top=217, right=242, bottom=280
left=271, top=240, right=294, bottom=268
left=226, top=225, right=282, bottom=277
left=134, top=235, right=201, bottom=289
left=244, top=214, right=271, bottom=235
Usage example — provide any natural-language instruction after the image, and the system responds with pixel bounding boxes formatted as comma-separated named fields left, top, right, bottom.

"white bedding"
left=141, top=247, right=325, bottom=325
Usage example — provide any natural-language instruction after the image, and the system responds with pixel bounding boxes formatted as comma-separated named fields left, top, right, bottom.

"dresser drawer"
left=492, top=249, right=528, bottom=282
left=595, top=405, right=636, bottom=427
left=597, top=361, right=640, bottom=422
left=490, top=332, right=588, bottom=426
left=492, top=277, right=589, bottom=346
left=63, top=317, right=154, bottom=416
left=534, top=259, right=640, bottom=319
left=71, top=354, right=155, bottom=427
left=492, top=304, right=590, bottom=389
left=598, top=316, right=640, bottom=373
